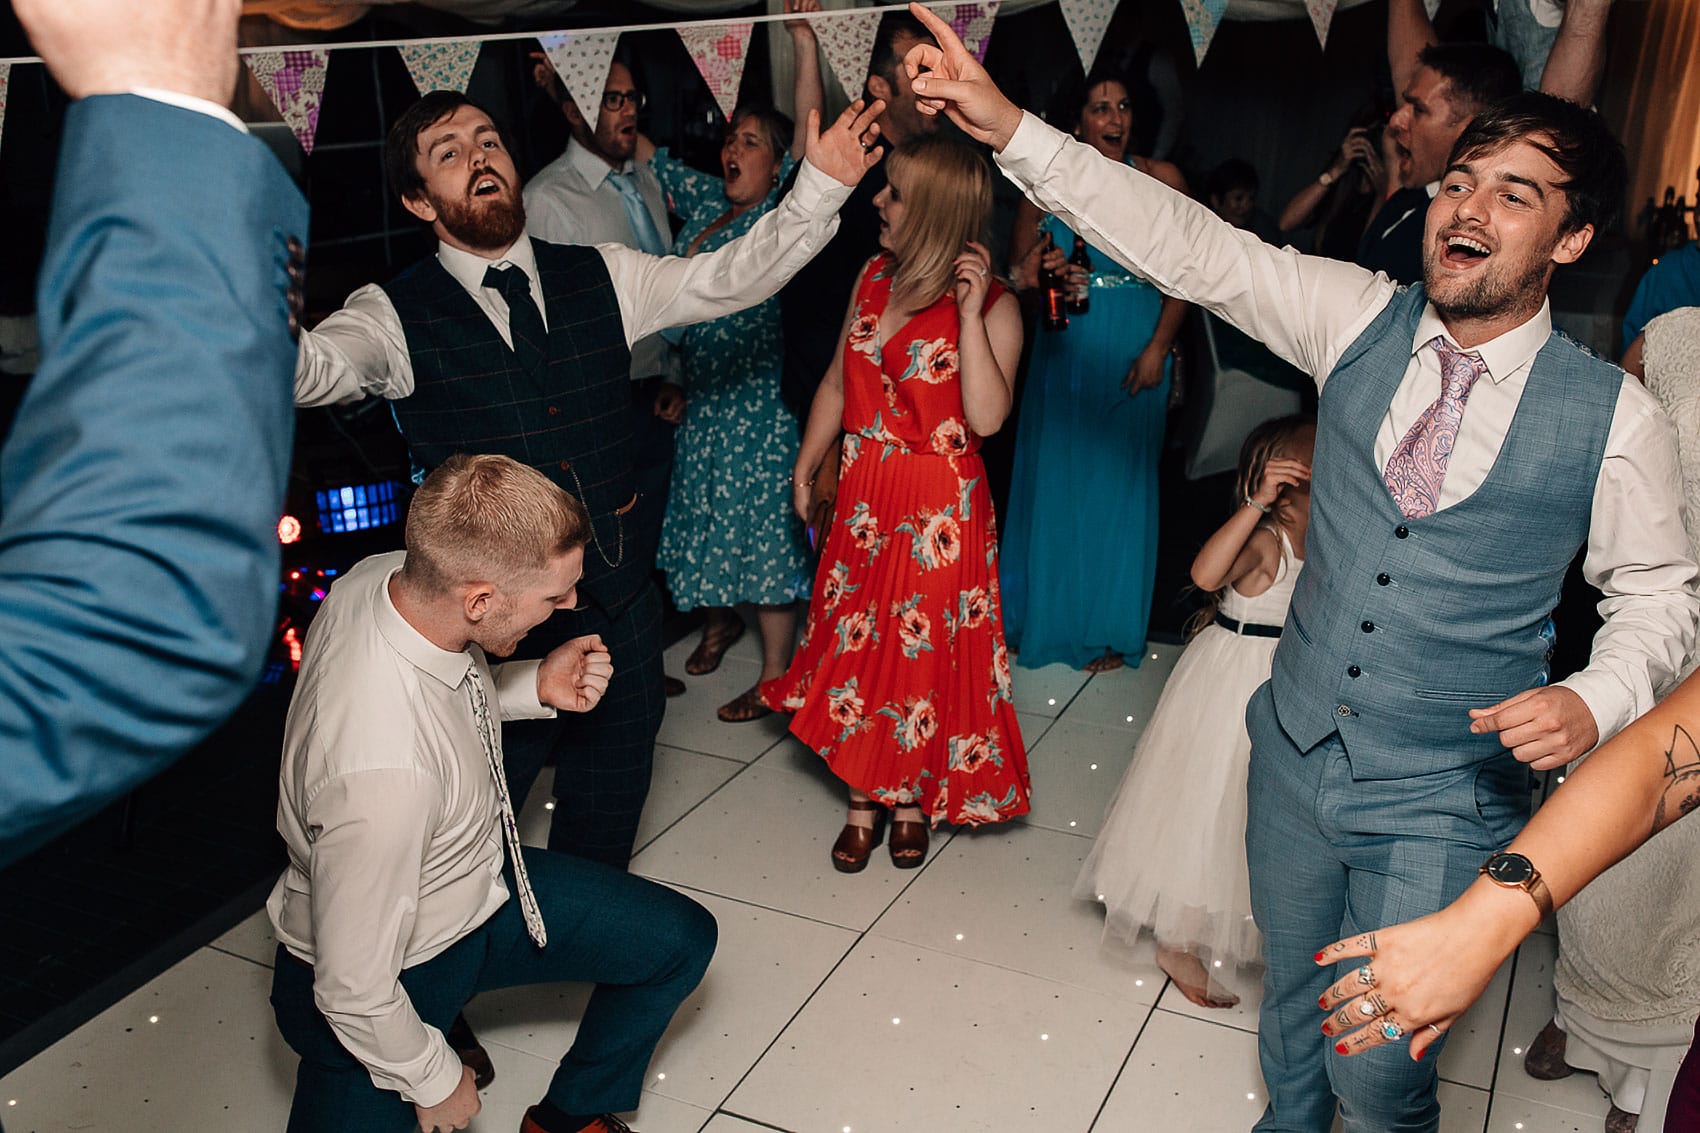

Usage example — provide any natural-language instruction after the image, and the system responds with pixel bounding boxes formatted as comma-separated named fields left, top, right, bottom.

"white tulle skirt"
left=1073, top=623, right=1272, bottom=969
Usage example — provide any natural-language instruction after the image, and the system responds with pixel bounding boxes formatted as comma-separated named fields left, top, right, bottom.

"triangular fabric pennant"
left=942, top=1, right=1000, bottom=64
left=397, top=39, right=482, bottom=95
left=246, top=49, right=330, bottom=154
left=1178, top=0, right=1231, bottom=66
left=678, top=20, right=755, bottom=122
left=1305, top=0, right=1338, bottom=49
left=814, top=9, right=882, bottom=104
left=0, top=64, right=10, bottom=156
left=538, top=30, right=621, bottom=135
left=1058, top=0, right=1116, bottom=74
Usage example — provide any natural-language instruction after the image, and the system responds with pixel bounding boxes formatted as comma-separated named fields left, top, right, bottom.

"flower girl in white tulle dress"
left=1075, top=415, right=1314, bottom=1008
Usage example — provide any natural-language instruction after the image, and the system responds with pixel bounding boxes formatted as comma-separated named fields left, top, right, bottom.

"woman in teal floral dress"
left=645, top=7, right=822, bottom=722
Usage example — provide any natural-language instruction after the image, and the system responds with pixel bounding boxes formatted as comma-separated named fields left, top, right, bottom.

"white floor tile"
left=872, top=822, right=1166, bottom=1006
left=210, top=907, right=279, bottom=968
left=0, top=948, right=296, bottom=1133
left=1483, top=1094, right=1607, bottom=1132
left=657, top=655, right=793, bottom=762
left=1494, top=934, right=1611, bottom=1117
left=631, top=741, right=936, bottom=929
left=472, top=1043, right=715, bottom=1133
left=1438, top=954, right=1516, bottom=1090
left=1156, top=961, right=1265, bottom=1034
left=1019, top=717, right=1138, bottom=837
left=518, top=746, right=746, bottom=853
left=465, top=890, right=857, bottom=1113
left=1062, top=644, right=1183, bottom=732
left=1010, top=659, right=1092, bottom=717
left=1095, top=1009, right=1268, bottom=1131
left=727, top=937, right=1145, bottom=1133
left=698, top=1116, right=780, bottom=1133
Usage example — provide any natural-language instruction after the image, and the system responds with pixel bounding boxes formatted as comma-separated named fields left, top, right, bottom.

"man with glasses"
left=526, top=57, right=687, bottom=699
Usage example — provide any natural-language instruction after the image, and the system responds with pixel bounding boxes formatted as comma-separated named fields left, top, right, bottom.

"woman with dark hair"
left=761, top=135, right=1030, bottom=872
left=998, top=69, right=1189, bottom=674
left=644, top=1, right=823, bottom=722
left=1276, top=103, right=1395, bottom=262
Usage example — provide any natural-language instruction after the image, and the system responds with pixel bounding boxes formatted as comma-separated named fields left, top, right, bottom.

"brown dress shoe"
left=446, top=1012, right=495, bottom=1090
left=1523, top=1018, right=1574, bottom=1081
left=521, top=1109, right=636, bottom=1133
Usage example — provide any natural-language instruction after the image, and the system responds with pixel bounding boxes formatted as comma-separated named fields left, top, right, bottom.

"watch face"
left=1485, top=852, right=1534, bottom=886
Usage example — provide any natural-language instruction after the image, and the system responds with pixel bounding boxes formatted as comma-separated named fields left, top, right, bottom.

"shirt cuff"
left=789, top=156, right=854, bottom=215
left=409, top=1035, right=469, bottom=1109
left=492, top=659, right=557, bottom=721
left=129, top=88, right=249, bottom=134
left=1554, top=668, right=1634, bottom=749
left=993, top=111, right=1068, bottom=189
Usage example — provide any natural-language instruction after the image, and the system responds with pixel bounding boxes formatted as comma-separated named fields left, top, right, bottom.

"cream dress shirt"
left=995, top=111, right=1699, bottom=744
left=266, top=551, right=554, bottom=1107
left=293, top=157, right=851, bottom=408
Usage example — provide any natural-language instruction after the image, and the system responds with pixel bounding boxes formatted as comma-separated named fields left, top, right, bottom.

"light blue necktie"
left=610, top=169, right=668, bottom=256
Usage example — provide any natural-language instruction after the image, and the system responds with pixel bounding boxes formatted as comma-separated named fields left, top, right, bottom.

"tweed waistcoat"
left=381, top=240, right=644, bottom=613
left=1269, top=284, right=1620, bottom=778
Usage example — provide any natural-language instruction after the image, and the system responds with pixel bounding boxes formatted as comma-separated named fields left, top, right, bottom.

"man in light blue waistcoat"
left=895, top=10, right=1700, bottom=1131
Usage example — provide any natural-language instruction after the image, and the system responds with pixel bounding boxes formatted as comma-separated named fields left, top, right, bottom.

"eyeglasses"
left=601, top=89, right=646, bottom=112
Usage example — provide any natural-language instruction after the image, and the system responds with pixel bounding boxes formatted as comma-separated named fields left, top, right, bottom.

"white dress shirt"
left=266, top=551, right=554, bottom=1108
left=525, top=137, right=677, bottom=384
left=995, top=111, right=1699, bottom=744
left=294, top=156, right=849, bottom=408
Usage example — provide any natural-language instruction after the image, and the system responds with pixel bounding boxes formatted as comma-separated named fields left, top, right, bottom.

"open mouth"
left=725, top=159, right=743, bottom=181
left=1441, top=232, right=1492, bottom=268
left=1102, top=132, right=1123, bottom=147
left=471, top=175, right=502, bottom=198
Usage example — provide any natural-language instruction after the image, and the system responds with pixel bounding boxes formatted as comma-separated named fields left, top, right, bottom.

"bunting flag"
left=396, top=39, right=482, bottom=95
left=538, top=29, right=621, bottom=134
left=678, top=20, right=755, bottom=122
left=1058, top=0, right=1116, bottom=75
left=0, top=64, right=10, bottom=155
left=1178, top=0, right=1231, bottom=66
left=1305, top=0, right=1339, bottom=49
left=246, top=49, right=331, bottom=154
left=941, top=1, right=1000, bottom=65
left=814, top=9, right=883, bottom=103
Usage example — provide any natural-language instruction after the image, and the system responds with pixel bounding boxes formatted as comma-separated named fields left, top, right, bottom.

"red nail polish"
left=1321, top=1025, right=1332, bottom=1036
left=1314, top=951, right=1326, bottom=962
left=1335, top=1042, right=1349, bottom=1056
left=1318, top=995, right=1329, bottom=1009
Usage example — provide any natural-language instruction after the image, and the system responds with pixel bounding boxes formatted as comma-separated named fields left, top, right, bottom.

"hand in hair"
left=537, top=634, right=614, bottom=713
left=902, top=2, right=1024, bottom=152
left=951, top=241, right=995, bottom=311
left=803, top=99, right=887, bottom=188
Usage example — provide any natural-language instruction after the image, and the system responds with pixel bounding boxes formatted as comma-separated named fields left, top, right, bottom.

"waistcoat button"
left=547, top=405, right=560, bottom=416
left=1395, top=525, right=1409, bottom=539
left=1347, top=665, right=1361, bottom=678
left=1376, top=573, right=1391, bottom=586
left=1361, top=621, right=1375, bottom=633
left=1336, top=704, right=1352, bottom=717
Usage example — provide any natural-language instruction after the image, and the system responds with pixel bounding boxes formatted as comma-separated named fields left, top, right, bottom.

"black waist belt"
left=1215, top=612, right=1283, bottom=638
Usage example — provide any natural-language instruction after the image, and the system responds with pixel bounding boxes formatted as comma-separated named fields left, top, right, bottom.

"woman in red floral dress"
left=759, top=136, right=1030, bottom=873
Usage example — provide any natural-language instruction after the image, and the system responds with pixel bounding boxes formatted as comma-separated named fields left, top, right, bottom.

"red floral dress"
left=760, top=255, right=1031, bottom=827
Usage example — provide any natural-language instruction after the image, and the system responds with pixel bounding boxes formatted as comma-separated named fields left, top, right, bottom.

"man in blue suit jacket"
left=0, top=0, right=308, bottom=868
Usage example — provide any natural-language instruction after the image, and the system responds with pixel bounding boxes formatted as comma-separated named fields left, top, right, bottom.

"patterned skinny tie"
left=465, top=665, right=547, bottom=949
left=610, top=169, right=669, bottom=256
left=482, top=264, right=547, bottom=378
left=1382, top=336, right=1490, bottom=519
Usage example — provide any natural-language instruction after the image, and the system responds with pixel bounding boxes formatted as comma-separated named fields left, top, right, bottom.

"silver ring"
left=1426, top=1024, right=1444, bottom=1038
left=1356, top=965, right=1375, bottom=987
left=860, top=141, right=873, bottom=152
left=1380, top=1019, right=1405, bottom=1041
left=1359, top=1000, right=1378, bottom=1017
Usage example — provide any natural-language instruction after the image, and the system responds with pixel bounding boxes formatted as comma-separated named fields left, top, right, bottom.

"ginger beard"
left=426, top=167, right=526, bottom=251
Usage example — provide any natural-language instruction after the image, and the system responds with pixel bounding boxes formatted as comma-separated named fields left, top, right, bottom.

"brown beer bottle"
left=1067, top=235, right=1092, bottom=315
left=1040, top=231, right=1069, bottom=332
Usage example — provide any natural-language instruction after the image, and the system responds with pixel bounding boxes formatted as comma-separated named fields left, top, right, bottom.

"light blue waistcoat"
left=1269, top=284, right=1620, bottom=778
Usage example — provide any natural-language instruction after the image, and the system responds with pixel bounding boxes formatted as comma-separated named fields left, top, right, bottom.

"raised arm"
left=602, top=99, right=882, bottom=345
left=294, top=285, right=416, bottom=407
left=1, top=0, right=307, bottom=867
left=1316, top=664, right=1700, bottom=1061
left=1537, top=0, right=1612, bottom=105
left=1387, top=0, right=1440, bottom=101
left=785, top=0, right=824, bottom=162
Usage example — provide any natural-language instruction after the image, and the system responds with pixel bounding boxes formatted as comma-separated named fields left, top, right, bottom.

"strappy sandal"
left=888, top=806, right=929, bottom=869
left=1083, top=649, right=1125, bottom=674
left=685, top=618, right=746, bottom=675
left=717, top=687, right=773, bottom=724
left=832, top=799, right=887, bottom=873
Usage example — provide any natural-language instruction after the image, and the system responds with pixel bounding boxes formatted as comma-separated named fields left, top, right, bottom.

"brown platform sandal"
left=717, top=687, right=773, bottom=724
left=685, top=618, right=745, bottom=675
left=832, top=799, right=886, bottom=873
left=888, top=806, right=929, bottom=869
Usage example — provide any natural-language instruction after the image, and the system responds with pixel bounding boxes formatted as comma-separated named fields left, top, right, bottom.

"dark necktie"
left=482, top=263, right=546, bottom=377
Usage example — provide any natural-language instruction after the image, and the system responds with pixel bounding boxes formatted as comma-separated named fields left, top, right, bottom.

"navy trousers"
left=1244, top=681, right=1531, bottom=1132
left=270, top=848, right=716, bottom=1132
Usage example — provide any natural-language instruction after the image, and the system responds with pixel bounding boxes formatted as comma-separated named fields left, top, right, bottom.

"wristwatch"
left=1480, top=851, right=1554, bottom=919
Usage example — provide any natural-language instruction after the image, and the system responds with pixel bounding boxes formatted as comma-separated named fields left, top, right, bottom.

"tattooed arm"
left=1312, top=668, right=1700, bottom=1060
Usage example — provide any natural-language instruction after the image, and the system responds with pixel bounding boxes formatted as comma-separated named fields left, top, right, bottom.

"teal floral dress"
left=652, top=148, right=811, bottom=610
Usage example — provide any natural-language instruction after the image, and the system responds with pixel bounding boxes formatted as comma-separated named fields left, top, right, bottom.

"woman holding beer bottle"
left=1001, top=70, right=1189, bottom=673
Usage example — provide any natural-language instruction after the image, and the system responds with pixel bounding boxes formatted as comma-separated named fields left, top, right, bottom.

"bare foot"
left=1083, top=650, right=1124, bottom=674
left=1158, top=946, right=1239, bottom=1008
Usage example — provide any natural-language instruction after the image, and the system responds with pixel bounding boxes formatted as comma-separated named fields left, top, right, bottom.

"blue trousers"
left=1244, top=682, right=1530, bottom=1132
left=269, top=848, right=716, bottom=1133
